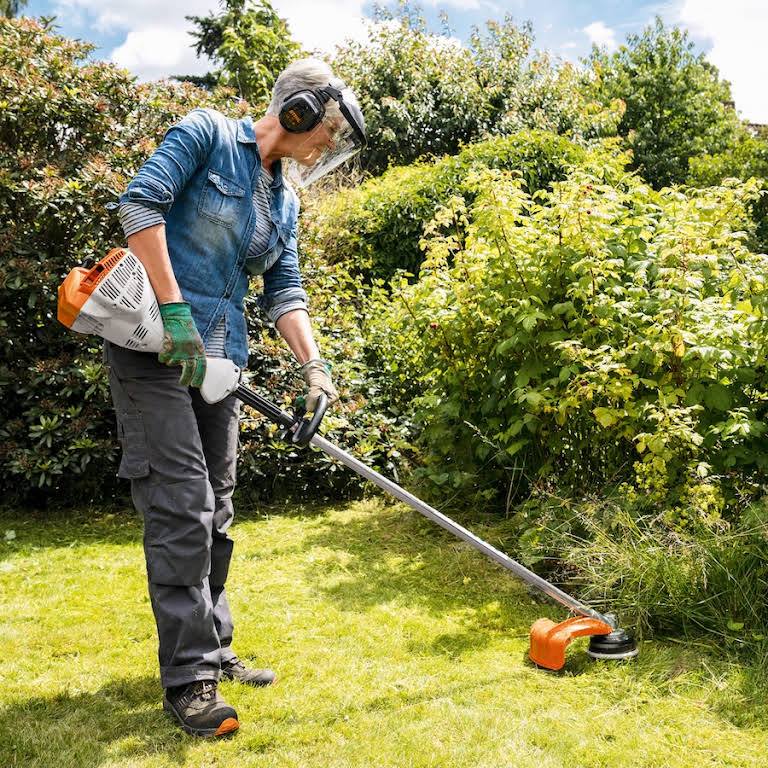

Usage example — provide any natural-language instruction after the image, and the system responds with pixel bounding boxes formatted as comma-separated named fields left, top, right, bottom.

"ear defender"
left=279, top=90, right=328, bottom=133
left=279, top=86, right=347, bottom=134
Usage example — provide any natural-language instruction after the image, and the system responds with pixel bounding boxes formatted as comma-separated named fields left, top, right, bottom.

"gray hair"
left=267, top=57, right=356, bottom=123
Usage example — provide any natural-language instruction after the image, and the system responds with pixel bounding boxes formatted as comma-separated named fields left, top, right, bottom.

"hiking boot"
left=162, top=680, right=239, bottom=737
left=221, top=656, right=277, bottom=687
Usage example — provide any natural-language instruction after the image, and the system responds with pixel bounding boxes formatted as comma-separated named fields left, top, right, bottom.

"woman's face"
left=289, top=117, right=342, bottom=167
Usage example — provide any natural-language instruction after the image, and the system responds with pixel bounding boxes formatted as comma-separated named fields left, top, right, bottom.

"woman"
left=104, top=58, right=366, bottom=737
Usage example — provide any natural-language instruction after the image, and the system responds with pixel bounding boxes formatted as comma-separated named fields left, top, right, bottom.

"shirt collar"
left=238, top=116, right=285, bottom=190
left=236, top=116, right=258, bottom=145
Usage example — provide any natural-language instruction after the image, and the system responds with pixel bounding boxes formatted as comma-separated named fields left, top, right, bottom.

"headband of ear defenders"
left=279, top=85, right=366, bottom=148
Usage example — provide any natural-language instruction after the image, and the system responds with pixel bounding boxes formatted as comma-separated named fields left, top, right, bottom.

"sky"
left=22, top=0, right=768, bottom=124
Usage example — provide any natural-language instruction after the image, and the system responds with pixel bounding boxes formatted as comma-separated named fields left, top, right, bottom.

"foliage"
left=689, top=132, right=768, bottom=254
left=585, top=17, right=744, bottom=189
left=366, top=152, right=768, bottom=518
left=510, top=490, right=768, bottom=645
left=0, top=17, right=400, bottom=504
left=0, top=0, right=26, bottom=18
left=0, top=17, right=246, bottom=502
left=314, top=130, right=603, bottom=281
left=332, top=4, right=624, bottom=175
left=180, top=0, right=301, bottom=106
left=237, top=234, right=417, bottom=503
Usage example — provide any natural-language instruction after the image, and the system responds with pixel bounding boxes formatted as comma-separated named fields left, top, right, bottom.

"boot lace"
left=191, top=680, right=217, bottom=701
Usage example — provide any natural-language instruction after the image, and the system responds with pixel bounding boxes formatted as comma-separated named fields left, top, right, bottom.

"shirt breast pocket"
left=199, top=169, right=246, bottom=228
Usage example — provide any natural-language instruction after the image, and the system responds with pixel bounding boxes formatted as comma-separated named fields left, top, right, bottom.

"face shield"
left=283, top=86, right=367, bottom=188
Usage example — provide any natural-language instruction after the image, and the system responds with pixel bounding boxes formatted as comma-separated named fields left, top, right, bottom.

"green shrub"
left=586, top=17, right=744, bottom=189
left=688, top=133, right=768, bottom=255
left=1, top=17, right=145, bottom=502
left=314, top=131, right=605, bottom=281
left=508, top=491, right=768, bottom=641
left=366, top=154, right=768, bottom=516
left=237, top=241, right=417, bottom=503
left=332, top=5, right=623, bottom=175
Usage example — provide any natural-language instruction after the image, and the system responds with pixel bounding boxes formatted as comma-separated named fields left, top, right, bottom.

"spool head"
left=586, top=627, right=639, bottom=660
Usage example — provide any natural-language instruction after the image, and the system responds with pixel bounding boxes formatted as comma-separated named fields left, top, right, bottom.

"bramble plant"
left=367, top=151, right=768, bottom=520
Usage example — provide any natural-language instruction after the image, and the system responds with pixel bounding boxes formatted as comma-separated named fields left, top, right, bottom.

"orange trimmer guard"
left=529, top=616, right=613, bottom=670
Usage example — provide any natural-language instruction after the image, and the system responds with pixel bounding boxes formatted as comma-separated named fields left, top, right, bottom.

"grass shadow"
left=0, top=505, right=142, bottom=560
left=0, top=498, right=337, bottom=560
left=0, top=675, right=197, bottom=767
left=299, top=501, right=578, bottom=639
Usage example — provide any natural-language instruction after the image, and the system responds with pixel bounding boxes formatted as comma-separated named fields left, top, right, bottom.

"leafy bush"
left=503, top=490, right=768, bottom=642
left=332, top=5, right=623, bottom=175
left=313, top=131, right=606, bottom=281
left=366, top=153, right=768, bottom=517
left=586, top=17, right=744, bottom=189
left=2, top=17, right=147, bottom=502
left=688, top=133, right=768, bottom=255
left=0, top=17, right=406, bottom=505
left=237, top=238, right=417, bottom=503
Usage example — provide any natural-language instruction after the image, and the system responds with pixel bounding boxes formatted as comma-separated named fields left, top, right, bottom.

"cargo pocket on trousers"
left=116, top=411, right=150, bottom=479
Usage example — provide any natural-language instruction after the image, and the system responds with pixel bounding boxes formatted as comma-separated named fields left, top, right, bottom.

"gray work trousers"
left=104, top=341, right=240, bottom=689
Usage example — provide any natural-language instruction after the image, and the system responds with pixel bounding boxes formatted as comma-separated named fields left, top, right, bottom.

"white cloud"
left=277, top=0, right=369, bottom=55
left=677, top=0, right=768, bottom=124
left=50, top=0, right=371, bottom=82
left=52, top=0, right=213, bottom=34
left=418, top=0, right=505, bottom=10
left=111, top=26, right=212, bottom=81
left=583, top=21, right=617, bottom=52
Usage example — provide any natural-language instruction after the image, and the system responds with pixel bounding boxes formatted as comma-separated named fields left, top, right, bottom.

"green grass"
left=2, top=498, right=768, bottom=767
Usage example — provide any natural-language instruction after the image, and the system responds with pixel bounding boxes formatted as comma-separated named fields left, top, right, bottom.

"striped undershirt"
left=119, top=167, right=276, bottom=358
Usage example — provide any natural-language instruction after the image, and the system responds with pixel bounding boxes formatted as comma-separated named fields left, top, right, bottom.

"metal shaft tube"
left=233, top=382, right=610, bottom=626
left=310, top=434, right=611, bottom=625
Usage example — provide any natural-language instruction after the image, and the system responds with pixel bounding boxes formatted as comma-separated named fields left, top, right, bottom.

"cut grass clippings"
left=1, top=497, right=768, bottom=767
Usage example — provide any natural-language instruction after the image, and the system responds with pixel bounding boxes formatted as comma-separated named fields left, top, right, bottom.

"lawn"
left=1, top=497, right=767, bottom=767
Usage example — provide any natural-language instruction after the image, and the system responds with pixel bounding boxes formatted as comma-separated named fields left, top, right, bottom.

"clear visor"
left=284, top=93, right=365, bottom=188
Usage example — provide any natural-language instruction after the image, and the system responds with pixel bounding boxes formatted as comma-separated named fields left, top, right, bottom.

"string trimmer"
left=58, top=248, right=638, bottom=670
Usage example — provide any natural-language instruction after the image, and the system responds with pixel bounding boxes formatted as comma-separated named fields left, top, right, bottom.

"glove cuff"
left=159, top=301, right=192, bottom=321
left=300, top=358, right=332, bottom=373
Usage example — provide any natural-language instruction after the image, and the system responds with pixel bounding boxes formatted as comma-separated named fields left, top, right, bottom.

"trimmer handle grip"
left=289, top=393, right=328, bottom=447
left=232, top=383, right=328, bottom=448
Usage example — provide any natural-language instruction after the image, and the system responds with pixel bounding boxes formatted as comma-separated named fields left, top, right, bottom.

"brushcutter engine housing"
left=57, top=248, right=243, bottom=405
left=58, top=248, right=165, bottom=354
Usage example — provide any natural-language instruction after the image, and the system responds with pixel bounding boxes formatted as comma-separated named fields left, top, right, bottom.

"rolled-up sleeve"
left=118, top=108, right=218, bottom=216
left=258, top=225, right=308, bottom=324
left=118, top=202, right=165, bottom=238
left=258, top=286, right=309, bottom=325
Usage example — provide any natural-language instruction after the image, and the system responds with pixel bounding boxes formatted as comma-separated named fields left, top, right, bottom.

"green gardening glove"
left=300, top=358, right=339, bottom=411
left=158, top=302, right=207, bottom=387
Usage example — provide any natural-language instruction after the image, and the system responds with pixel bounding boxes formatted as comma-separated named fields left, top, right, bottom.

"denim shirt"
left=109, top=108, right=307, bottom=368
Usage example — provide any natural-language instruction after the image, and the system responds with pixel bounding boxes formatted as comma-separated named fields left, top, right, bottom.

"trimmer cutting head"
left=529, top=613, right=638, bottom=670
left=586, top=627, right=639, bottom=661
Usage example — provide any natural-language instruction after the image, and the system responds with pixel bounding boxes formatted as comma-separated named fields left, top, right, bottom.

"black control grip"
left=290, top=393, right=328, bottom=447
